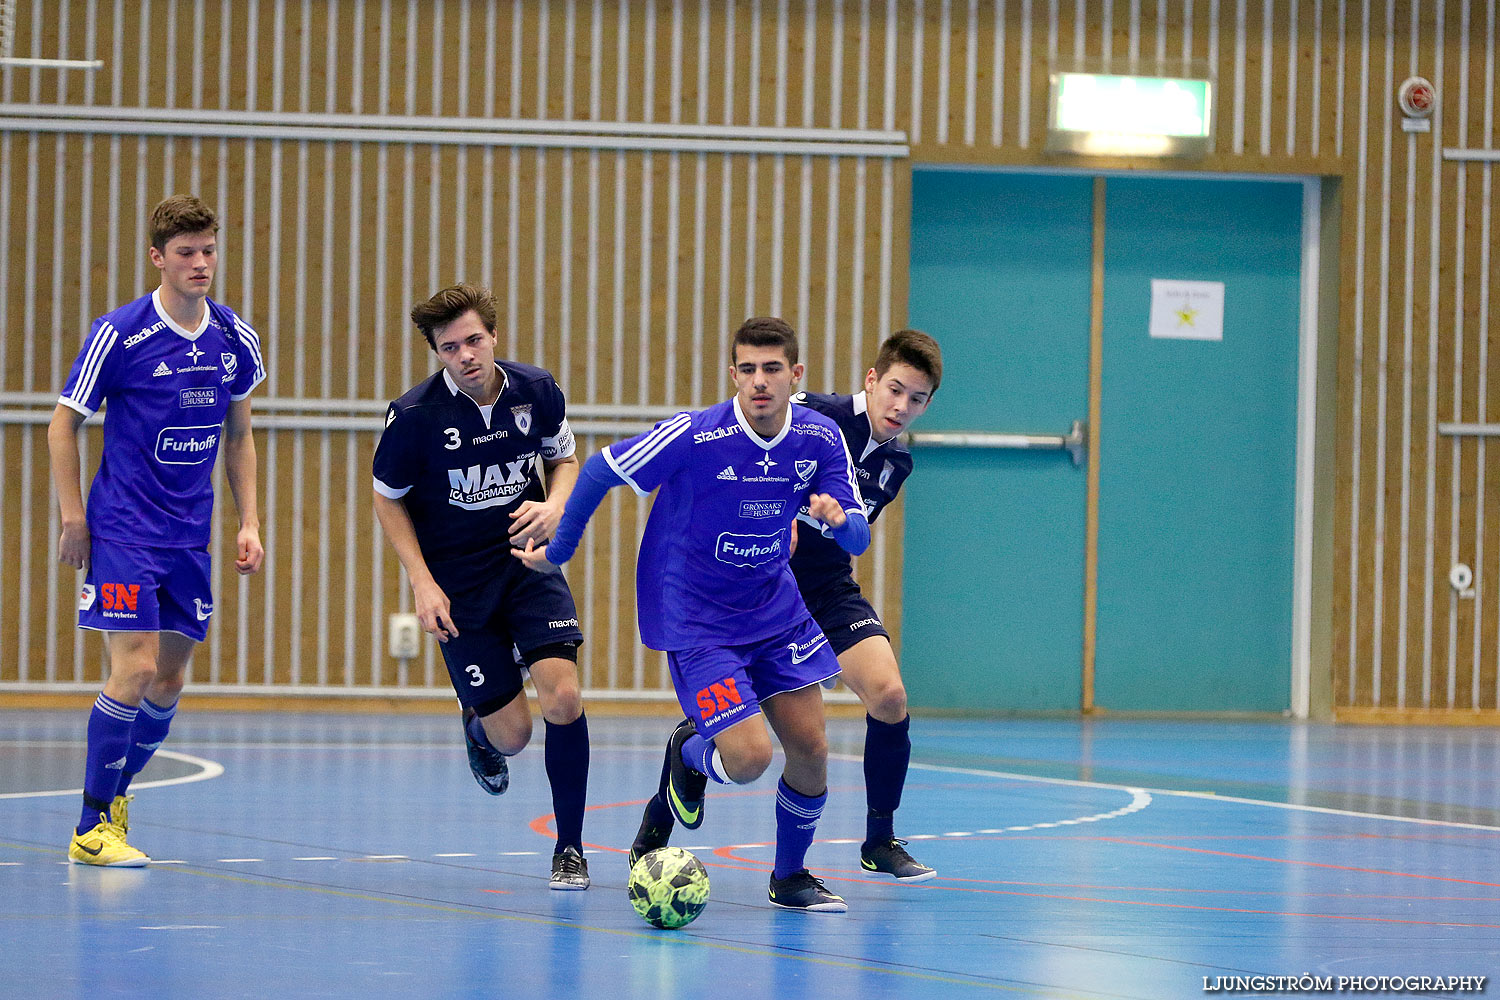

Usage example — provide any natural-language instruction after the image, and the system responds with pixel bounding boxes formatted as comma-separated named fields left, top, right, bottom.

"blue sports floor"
left=1, top=710, right=1497, bottom=999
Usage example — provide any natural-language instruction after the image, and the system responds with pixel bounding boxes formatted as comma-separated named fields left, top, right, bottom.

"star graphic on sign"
left=1175, top=305, right=1199, bottom=328
left=755, top=455, right=776, bottom=476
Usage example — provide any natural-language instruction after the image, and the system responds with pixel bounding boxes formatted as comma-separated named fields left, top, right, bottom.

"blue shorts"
left=439, top=560, right=584, bottom=714
left=803, top=573, right=890, bottom=656
left=78, top=539, right=214, bottom=642
left=667, top=618, right=841, bottom=738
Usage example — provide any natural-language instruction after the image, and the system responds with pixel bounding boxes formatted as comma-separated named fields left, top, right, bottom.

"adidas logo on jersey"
left=152, top=362, right=172, bottom=377
left=717, top=466, right=737, bottom=481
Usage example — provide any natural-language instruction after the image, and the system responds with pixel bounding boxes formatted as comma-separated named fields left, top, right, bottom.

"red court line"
left=1095, top=836, right=1500, bottom=888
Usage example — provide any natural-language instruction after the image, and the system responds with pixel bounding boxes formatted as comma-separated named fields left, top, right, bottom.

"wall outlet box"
left=388, top=613, right=421, bottom=659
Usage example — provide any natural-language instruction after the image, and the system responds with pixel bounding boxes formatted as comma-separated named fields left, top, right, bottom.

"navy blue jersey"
left=789, top=391, right=913, bottom=587
left=59, top=290, right=266, bottom=549
left=372, top=362, right=575, bottom=595
left=601, top=397, right=865, bottom=652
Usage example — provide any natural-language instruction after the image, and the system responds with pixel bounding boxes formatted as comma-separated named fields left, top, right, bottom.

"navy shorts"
left=439, top=561, right=584, bottom=714
left=78, top=539, right=214, bottom=642
left=666, top=617, right=841, bottom=738
left=803, top=573, right=890, bottom=656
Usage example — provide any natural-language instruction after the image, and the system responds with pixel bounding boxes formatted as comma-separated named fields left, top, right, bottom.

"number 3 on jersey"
left=465, top=664, right=485, bottom=686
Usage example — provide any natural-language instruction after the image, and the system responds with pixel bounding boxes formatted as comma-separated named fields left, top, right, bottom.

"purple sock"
left=681, top=732, right=729, bottom=784
left=772, top=777, right=827, bottom=880
left=544, top=713, right=589, bottom=854
left=78, top=694, right=138, bottom=835
left=117, top=697, right=177, bottom=795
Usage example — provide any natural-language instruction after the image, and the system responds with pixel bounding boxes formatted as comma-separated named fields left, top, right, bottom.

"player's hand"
left=511, top=537, right=562, bottom=575
left=807, top=493, right=847, bottom=530
left=235, top=525, right=264, bottom=575
left=413, top=577, right=459, bottom=642
left=788, top=519, right=799, bottom=556
left=58, top=518, right=90, bottom=570
left=508, top=499, right=563, bottom=547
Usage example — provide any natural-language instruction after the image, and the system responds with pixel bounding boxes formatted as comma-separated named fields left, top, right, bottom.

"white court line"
left=894, top=758, right=1500, bottom=834
left=0, top=749, right=224, bottom=800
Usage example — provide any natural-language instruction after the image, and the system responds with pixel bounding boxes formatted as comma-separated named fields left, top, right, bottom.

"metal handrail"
left=1438, top=423, right=1500, bottom=437
left=907, top=419, right=1087, bottom=466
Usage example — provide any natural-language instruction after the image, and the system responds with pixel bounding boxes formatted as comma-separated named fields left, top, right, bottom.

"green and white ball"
left=627, top=847, right=710, bottom=929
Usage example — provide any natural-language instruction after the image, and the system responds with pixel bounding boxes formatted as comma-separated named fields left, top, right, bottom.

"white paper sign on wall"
left=1149, top=278, right=1225, bottom=341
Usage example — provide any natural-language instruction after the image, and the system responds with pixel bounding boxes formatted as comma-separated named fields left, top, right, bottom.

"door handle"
left=906, top=419, right=1087, bottom=467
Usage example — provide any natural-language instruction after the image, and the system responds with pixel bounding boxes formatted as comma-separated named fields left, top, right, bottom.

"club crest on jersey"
left=879, top=461, right=894, bottom=490
left=511, top=404, right=533, bottom=435
left=221, top=352, right=237, bottom=378
left=795, top=460, right=817, bottom=484
left=78, top=584, right=96, bottom=611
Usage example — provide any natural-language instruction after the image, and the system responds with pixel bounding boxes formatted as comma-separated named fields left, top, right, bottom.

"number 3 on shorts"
left=465, top=664, right=485, bottom=686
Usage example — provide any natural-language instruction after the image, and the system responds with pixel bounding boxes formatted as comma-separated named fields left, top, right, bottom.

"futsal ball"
left=627, top=847, right=710, bottom=929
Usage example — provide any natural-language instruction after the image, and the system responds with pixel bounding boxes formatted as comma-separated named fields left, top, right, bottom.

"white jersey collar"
left=732, top=395, right=792, bottom=450
left=151, top=288, right=211, bottom=341
left=854, top=390, right=894, bottom=461
left=443, top=364, right=510, bottom=429
left=442, top=363, right=510, bottom=401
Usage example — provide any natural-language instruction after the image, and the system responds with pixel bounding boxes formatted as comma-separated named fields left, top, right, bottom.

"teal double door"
left=902, top=170, right=1304, bottom=713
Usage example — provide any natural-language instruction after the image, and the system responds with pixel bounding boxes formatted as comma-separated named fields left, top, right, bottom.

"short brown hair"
left=873, top=329, right=942, bottom=392
left=410, top=284, right=498, bottom=349
left=150, top=195, right=218, bottom=251
left=732, top=316, right=798, bottom=366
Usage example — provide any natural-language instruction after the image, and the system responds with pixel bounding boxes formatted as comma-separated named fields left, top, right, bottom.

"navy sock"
left=117, top=697, right=177, bottom=795
left=644, top=792, right=675, bottom=829
left=544, top=713, right=589, bottom=854
left=864, top=713, right=910, bottom=846
left=772, top=777, right=826, bottom=880
left=78, top=694, right=138, bottom=834
left=465, top=710, right=498, bottom=751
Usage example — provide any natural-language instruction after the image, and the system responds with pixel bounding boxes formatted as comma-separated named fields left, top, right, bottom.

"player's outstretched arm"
left=510, top=454, right=580, bottom=547
left=807, top=492, right=870, bottom=556
left=47, top=404, right=89, bottom=570
left=222, top=397, right=264, bottom=575
left=513, top=451, right=626, bottom=573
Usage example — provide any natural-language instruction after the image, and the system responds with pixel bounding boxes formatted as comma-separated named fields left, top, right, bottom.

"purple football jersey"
left=601, top=396, right=865, bottom=651
left=59, top=290, right=266, bottom=548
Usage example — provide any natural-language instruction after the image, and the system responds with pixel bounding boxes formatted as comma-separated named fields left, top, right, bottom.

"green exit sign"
left=1048, top=73, right=1214, bottom=156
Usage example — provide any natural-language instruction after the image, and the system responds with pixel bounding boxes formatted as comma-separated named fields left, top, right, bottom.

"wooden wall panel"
left=4, top=0, right=1499, bottom=717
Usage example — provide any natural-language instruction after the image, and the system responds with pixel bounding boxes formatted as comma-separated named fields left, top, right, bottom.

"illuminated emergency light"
left=1047, top=73, right=1214, bottom=156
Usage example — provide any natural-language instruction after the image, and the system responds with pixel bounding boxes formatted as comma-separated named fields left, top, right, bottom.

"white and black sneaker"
left=768, top=869, right=847, bottom=912
left=860, top=838, right=936, bottom=882
left=549, top=845, right=590, bottom=890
